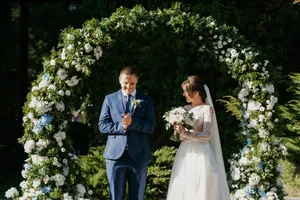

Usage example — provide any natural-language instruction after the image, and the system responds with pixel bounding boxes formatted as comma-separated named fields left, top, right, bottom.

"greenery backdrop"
left=1, top=0, right=299, bottom=198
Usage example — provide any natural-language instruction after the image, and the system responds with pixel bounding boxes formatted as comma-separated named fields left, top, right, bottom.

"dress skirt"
left=166, top=140, right=220, bottom=200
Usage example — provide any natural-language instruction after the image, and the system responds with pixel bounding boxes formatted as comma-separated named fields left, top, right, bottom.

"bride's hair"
left=181, top=75, right=206, bottom=101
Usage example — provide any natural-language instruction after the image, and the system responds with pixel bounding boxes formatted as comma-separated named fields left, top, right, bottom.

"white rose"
left=84, top=43, right=93, bottom=53
left=249, top=173, right=261, bottom=186
left=50, top=59, right=56, bottom=66
left=67, top=34, right=75, bottom=40
left=65, top=90, right=71, bottom=96
left=58, top=90, right=64, bottom=96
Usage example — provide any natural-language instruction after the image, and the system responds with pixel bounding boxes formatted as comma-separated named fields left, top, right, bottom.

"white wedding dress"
left=166, top=103, right=231, bottom=200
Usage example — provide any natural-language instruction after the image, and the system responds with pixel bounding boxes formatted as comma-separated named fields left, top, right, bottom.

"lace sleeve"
left=181, top=106, right=213, bottom=141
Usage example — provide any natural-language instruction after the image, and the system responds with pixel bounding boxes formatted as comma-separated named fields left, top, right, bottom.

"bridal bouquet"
left=163, top=106, right=194, bottom=142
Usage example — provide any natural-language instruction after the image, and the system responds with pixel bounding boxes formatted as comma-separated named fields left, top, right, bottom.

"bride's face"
left=183, top=89, right=194, bottom=103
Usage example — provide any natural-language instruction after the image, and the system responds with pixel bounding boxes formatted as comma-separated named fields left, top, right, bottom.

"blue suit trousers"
left=105, top=150, right=149, bottom=200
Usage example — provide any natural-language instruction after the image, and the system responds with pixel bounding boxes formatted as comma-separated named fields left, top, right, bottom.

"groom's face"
left=119, top=74, right=138, bottom=94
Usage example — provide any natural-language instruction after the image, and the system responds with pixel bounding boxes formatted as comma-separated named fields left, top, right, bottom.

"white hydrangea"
left=67, top=34, right=75, bottom=40
left=61, top=48, right=67, bottom=60
left=38, top=78, right=50, bottom=88
left=263, top=84, right=274, bottom=94
left=5, top=187, right=19, bottom=199
left=248, top=119, right=259, bottom=128
left=29, top=96, right=38, bottom=108
left=84, top=43, right=93, bottom=53
left=52, top=174, right=66, bottom=186
left=251, top=156, right=261, bottom=163
left=238, top=88, right=249, bottom=102
left=260, top=142, right=270, bottom=152
left=241, top=146, right=250, bottom=155
left=48, top=84, right=57, bottom=90
left=21, top=169, right=27, bottom=178
left=64, top=193, right=73, bottom=200
left=247, top=100, right=261, bottom=111
left=94, top=46, right=103, bottom=60
left=31, top=86, right=39, bottom=91
left=252, top=63, right=259, bottom=70
left=230, top=48, right=239, bottom=58
left=58, top=90, right=65, bottom=96
left=56, top=101, right=65, bottom=112
left=50, top=59, right=56, bottom=66
left=74, top=64, right=82, bottom=72
left=249, top=173, right=261, bottom=186
left=24, top=140, right=36, bottom=153
left=239, top=156, right=250, bottom=166
left=31, top=155, right=49, bottom=165
left=76, top=184, right=86, bottom=197
left=266, top=96, right=278, bottom=110
left=65, top=90, right=71, bottom=96
left=53, top=157, right=61, bottom=168
left=231, top=168, right=241, bottom=181
left=54, top=131, right=67, bottom=147
left=57, top=69, right=68, bottom=80
left=20, top=181, right=27, bottom=189
left=67, top=44, right=74, bottom=50
left=258, top=115, right=265, bottom=122
left=35, top=100, right=53, bottom=114
left=32, top=179, right=41, bottom=188
left=258, top=129, right=269, bottom=138
left=234, top=189, right=247, bottom=199
left=66, top=76, right=80, bottom=87
left=264, top=60, right=269, bottom=66
left=64, top=61, right=70, bottom=68
left=36, top=139, right=50, bottom=151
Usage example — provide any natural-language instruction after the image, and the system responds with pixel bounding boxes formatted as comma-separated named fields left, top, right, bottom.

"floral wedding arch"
left=6, top=3, right=287, bottom=200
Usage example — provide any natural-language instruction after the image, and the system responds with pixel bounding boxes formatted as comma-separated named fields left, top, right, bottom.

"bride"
left=166, top=75, right=231, bottom=200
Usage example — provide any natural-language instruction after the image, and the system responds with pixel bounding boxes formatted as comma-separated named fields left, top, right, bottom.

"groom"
left=98, top=66, right=155, bottom=200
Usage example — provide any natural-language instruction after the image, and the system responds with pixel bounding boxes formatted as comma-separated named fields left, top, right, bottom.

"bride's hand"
left=173, top=124, right=184, bottom=134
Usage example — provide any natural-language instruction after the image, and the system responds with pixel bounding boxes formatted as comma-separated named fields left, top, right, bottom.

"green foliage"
left=192, top=0, right=300, bottom=73
left=76, top=146, right=109, bottom=199
left=281, top=73, right=300, bottom=133
left=218, top=95, right=243, bottom=121
left=280, top=159, right=300, bottom=197
left=277, top=73, right=300, bottom=196
left=145, top=146, right=177, bottom=199
left=278, top=73, right=300, bottom=164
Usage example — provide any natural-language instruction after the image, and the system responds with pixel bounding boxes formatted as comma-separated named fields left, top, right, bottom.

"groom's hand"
left=121, top=113, right=132, bottom=128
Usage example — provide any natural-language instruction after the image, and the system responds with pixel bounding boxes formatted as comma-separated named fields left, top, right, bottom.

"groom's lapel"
left=117, top=90, right=126, bottom=113
left=131, top=90, right=141, bottom=115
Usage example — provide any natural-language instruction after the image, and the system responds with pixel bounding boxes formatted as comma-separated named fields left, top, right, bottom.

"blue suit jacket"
left=98, top=89, right=155, bottom=164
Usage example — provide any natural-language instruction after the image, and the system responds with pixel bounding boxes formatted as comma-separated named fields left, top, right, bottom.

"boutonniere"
left=132, top=99, right=143, bottom=109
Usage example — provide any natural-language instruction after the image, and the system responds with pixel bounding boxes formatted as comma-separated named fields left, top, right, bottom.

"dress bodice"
left=181, top=104, right=214, bottom=141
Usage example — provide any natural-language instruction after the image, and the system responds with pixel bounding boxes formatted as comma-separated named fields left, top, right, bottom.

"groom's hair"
left=181, top=75, right=206, bottom=101
left=120, top=66, right=139, bottom=77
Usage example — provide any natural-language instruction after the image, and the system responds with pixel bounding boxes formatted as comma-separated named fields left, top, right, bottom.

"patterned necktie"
left=125, top=94, right=132, bottom=113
